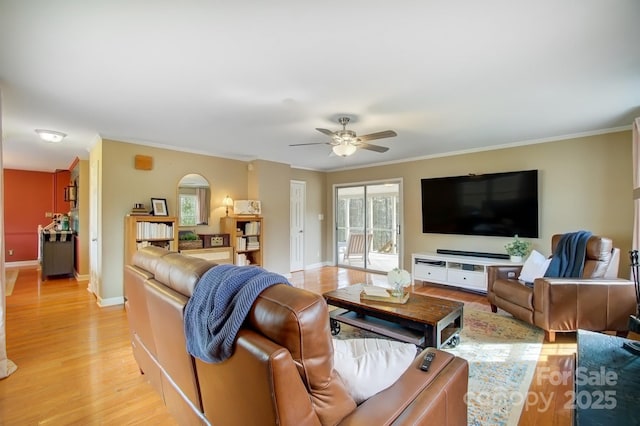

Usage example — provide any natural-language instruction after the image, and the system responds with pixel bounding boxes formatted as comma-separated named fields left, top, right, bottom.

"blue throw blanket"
left=544, top=231, right=592, bottom=278
left=184, top=264, right=290, bottom=363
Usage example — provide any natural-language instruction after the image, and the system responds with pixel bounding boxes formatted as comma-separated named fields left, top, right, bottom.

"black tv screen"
left=421, top=170, right=539, bottom=238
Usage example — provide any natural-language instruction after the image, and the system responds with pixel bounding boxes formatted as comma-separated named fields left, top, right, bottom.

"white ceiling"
left=1, top=1, right=639, bottom=172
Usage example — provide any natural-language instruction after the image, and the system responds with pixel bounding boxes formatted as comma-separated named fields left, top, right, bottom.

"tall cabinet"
left=124, top=215, right=178, bottom=265
left=220, top=216, right=263, bottom=266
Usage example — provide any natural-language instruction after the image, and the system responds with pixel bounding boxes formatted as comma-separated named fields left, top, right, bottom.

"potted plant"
left=504, top=235, right=531, bottom=262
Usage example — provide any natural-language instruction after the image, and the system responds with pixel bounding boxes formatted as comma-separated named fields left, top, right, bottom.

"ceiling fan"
left=290, top=117, right=397, bottom=157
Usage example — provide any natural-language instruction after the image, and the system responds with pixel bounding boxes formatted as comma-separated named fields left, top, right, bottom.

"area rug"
left=333, top=308, right=544, bottom=426
left=5, top=269, right=18, bottom=296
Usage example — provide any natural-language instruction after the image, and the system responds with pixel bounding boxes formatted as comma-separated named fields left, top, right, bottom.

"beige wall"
left=326, top=131, right=633, bottom=275
left=90, top=130, right=633, bottom=303
left=94, top=140, right=314, bottom=302
left=98, top=139, right=249, bottom=302
left=247, top=160, right=291, bottom=275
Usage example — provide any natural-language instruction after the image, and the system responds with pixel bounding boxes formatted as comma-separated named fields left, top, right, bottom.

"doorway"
left=335, top=180, right=402, bottom=273
left=290, top=180, right=305, bottom=272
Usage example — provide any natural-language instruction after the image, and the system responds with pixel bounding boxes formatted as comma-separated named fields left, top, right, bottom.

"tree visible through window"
left=179, top=194, right=198, bottom=226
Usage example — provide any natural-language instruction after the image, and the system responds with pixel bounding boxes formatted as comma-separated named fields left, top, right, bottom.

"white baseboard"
left=305, top=261, right=331, bottom=270
left=6, top=260, right=39, bottom=268
left=97, top=296, right=124, bottom=307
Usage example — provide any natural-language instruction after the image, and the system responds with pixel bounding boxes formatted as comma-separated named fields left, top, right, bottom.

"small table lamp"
left=222, top=195, right=234, bottom=216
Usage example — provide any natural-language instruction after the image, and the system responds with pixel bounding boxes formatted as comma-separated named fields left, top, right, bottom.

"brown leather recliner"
left=487, top=234, right=637, bottom=342
left=125, top=246, right=469, bottom=425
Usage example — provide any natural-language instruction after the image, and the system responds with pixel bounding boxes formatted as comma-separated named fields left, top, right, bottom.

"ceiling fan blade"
left=358, top=143, right=389, bottom=153
left=357, top=130, right=397, bottom=142
left=288, top=142, right=329, bottom=146
left=315, top=128, right=335, bottom=137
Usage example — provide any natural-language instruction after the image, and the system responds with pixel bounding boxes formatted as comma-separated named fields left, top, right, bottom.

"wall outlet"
left=8, top=249, right=13, bottom=256
left=45, top=212, right=53, bottom=218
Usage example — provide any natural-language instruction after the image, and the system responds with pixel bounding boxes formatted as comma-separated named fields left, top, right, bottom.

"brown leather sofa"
left=487, top=234, right=637, bottom=342
left=124, top=246, right=469, bottom=425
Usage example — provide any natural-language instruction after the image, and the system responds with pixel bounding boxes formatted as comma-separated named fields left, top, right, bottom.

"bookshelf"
left=124, top=215, right=178, bottom=265
left=220, top=216, right=263, bottom=266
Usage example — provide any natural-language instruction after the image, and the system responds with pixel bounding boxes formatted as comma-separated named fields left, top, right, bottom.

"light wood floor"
left=0, top=266, right=575, bottom=425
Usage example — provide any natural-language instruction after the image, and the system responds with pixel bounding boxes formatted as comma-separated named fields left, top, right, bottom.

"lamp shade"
left=222, top=195, right=233, bottom=216
left=332, top=143, right=357, bottom=157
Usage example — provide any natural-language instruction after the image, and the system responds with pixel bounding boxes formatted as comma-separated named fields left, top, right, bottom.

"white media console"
left=411, top=252, right=522, bottom=293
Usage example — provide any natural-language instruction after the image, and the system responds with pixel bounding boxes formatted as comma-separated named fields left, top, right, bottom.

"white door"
left=290, top=181, right=305, bottom=272
left=88, top=159, right=100, bottom=295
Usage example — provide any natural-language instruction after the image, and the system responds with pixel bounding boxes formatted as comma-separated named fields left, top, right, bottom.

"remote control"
left=420, top=351, right=435, bottom=371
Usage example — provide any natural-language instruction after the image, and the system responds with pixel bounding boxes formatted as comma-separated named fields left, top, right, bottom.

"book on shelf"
left=235, top=253, right=248, bottom=266
left=136, top=221, right=173, bottom=239
left=129, top=208, right=150, bottom=216
left=236, top=236, right=247, bottom=251
left=244, top=221, right=261, bottom=235
left=246, top=235, right=260, bottom=250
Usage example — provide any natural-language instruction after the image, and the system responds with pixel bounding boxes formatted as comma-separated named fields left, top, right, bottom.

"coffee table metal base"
left=329, top=307, right=461, bottom=349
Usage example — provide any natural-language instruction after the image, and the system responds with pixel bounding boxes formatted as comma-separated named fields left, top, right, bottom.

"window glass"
left=179, top=194, right=198, bottom=226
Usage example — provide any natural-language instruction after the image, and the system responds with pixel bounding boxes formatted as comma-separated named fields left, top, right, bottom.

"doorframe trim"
left=332, top=177, right=404, bottom=271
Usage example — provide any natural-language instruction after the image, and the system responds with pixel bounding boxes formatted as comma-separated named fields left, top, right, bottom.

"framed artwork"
left=151, top=198, right=169, bottom=216
left=233, top=200, right=261, bottom=215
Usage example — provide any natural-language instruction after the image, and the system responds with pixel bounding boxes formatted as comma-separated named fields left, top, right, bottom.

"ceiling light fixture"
left=35, top=129, right=67, bottom=143
left=332, top=142, right=357, bottom=157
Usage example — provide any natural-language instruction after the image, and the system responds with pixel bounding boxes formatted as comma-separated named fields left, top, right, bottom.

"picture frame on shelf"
left=151, top=198, right=169, bottom=216
left=233, top=200, right=261, bottom=215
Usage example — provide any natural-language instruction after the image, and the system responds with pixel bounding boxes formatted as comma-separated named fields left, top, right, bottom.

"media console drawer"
left=447, top=269, right=485, bottom=289
left=414, top=263, right=447, bottom=282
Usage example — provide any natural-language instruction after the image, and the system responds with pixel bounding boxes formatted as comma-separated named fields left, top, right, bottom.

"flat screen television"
left=421, top=170, right=539, bottom=238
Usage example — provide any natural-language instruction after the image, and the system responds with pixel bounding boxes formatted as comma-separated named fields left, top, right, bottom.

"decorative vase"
left=387, top=268, right=411, bottom=298
left=391, top=283, right=405, bottom=298
left=510, top=255, right=523, bottom=263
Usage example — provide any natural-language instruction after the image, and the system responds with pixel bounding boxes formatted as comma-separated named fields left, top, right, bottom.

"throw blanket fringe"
left=184, top=264, right=290, bottom=363
left=544, top=230, right=592, bottom=278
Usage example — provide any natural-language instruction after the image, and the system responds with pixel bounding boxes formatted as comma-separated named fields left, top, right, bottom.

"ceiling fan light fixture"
left=35, top=129, right=67, bottom=143
left=337, top=130, right=357, bottom=143
left=332, top=142, right=357, bottom=157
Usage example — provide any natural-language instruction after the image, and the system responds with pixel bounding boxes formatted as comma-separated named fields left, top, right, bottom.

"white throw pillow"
left=332, top=338, right=416, bottom=404
left=518, top=250, right=552, bottom=283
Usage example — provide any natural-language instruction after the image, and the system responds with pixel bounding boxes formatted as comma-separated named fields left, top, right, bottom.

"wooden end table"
left=323, top=284, right=463, bottom=349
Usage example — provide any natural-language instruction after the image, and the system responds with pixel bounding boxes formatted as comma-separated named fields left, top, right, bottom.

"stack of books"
left=236, top=237, right=247, bottom=251
left=244, top=221, right=261, bottom=235
left=246, top=236, right=260, bottom=250
left=129, top=205, right=149, bottom=216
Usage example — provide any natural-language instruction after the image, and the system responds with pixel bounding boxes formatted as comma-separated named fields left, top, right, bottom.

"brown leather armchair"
left=487, top=234, right=637, bottom=342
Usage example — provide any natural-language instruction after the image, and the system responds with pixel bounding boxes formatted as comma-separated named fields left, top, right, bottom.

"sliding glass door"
left=335, top=181, right=401, bottom=273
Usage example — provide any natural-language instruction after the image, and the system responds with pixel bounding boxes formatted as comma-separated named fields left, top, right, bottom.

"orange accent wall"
left=3, top=169, right=71, bottom=261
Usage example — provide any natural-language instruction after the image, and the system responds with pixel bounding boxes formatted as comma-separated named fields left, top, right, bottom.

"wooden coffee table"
left=323, top=284, right=463, bottom=349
